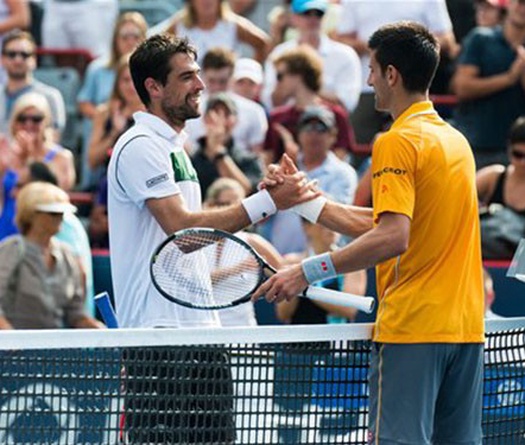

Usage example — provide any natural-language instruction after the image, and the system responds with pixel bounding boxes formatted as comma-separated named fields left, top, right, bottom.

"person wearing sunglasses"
left=262, top=0, right=361, bottom=113
left=0, top=93, right=76, bottom=241
left=0, top=30, right=66, bottom=138
left=476, top=115, right=525, bottom=258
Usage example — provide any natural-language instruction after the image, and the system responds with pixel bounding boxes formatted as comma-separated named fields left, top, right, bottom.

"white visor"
left=35, top=202, right=77, bottom=214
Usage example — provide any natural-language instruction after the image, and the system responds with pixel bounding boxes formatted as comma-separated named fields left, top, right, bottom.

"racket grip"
left=304, top=286, right=376, bottom=314
left=94, top=292, right=119, bottom=328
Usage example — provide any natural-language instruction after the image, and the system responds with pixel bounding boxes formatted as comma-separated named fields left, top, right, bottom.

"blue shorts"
left=368, top=342, right=483, bottom=445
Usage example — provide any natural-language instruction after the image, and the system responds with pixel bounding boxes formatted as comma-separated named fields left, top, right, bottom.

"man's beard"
left=161, top=95, right=200, bottom=128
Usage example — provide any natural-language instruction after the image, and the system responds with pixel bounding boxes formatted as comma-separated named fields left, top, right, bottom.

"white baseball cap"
left=233, top=58, right=263, bottom=85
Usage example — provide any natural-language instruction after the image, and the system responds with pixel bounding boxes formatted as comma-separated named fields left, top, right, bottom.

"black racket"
left=150, top=228, right=375, bottom=313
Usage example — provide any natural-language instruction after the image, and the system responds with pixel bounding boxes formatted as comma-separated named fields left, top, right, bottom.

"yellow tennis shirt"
left=371, top=101, right=484, bottom=344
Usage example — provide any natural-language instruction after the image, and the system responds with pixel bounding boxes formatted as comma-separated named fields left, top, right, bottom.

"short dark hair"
left=508, top=116, right=525, bottom=145
left=274, top=46, right=322, bottom=93
left=129, top=34, right=197, bottom=106
left=2, top=30, right=36, bottom=54
left=201, top=47, right=236, bottom=72
left=368, top=21, right=439, bottom=93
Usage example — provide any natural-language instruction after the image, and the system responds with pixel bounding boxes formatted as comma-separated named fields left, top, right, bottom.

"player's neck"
left=390, top=92, right=429, bottom=121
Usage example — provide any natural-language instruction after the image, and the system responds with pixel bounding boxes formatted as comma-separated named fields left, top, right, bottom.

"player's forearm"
left=331, top=226, right=407, bottom=276
left=318, top=201, right=373, bottom=238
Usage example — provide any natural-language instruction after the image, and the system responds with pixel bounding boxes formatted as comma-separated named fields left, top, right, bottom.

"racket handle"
left=304, top=286, right=376, bottom=314
left=94, top=292, right=119, bottom=328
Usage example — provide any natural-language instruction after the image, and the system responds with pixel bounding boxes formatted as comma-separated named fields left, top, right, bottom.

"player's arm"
left=147, top=170, right=318, bottom=235
left=317, top=201, right=373, bottom=238
left=251, top=211, right=409, bottom=302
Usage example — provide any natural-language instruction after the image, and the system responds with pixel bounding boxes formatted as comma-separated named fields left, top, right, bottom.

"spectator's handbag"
left=480, top=204, right=525, bottom=260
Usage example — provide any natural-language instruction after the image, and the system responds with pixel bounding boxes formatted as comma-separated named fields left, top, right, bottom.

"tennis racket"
left=150, top=228, right=375, bottom=314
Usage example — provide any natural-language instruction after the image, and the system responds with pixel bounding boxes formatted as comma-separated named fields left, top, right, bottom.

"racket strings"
left=152, top=233, right=261, bottom=309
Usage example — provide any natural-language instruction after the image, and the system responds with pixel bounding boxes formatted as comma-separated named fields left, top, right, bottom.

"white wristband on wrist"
left=301, top=252, right=336, bottom=284
left=291, top=196, right=327, bottom=224
left=241, top=189, right=277, bottom=224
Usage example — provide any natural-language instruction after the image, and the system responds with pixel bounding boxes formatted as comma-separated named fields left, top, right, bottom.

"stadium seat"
left=34, top=66, right=82, bottom=153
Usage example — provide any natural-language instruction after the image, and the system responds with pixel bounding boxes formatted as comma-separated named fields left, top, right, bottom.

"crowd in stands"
left=1, top=0, right=525, bottom=328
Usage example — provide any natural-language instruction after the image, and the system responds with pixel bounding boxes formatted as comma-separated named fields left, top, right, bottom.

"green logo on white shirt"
left=170, top=151, right=198, bottom=183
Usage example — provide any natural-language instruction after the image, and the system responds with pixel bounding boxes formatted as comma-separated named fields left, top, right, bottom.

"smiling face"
left=367, top=50, right=392, bottom=113
left=13, top=105, right=47, bottom=139
left=157, top=52, right=205, bottom=128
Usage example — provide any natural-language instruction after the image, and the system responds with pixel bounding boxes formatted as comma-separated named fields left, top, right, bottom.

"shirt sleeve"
left=457, top=29, right=484, bottom=67
left=371, top=131, right=417, bottom=223
left=332, top=45, right=361, bottom=111
left=77, top=60, right=100, bottom=103
left=0, top=239, right=21, bottom=319
left=115, top=137, right=182, bottom=208
left=61, top=247, right=88, bottom=327
left=247, top=103, right=269, bottom=147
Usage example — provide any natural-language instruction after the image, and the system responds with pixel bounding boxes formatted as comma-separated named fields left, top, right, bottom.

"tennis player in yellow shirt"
left=254, top=21, right=484, bottom=444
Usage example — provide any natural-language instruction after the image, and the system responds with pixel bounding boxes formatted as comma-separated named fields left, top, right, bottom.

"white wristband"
left=291, top=196, right=327, bottom=223
left=241, top=189, right=277, bottom=224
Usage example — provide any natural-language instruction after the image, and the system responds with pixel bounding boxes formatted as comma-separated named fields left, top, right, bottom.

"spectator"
left=15, top=161, right=96, bottom=317
left=191, top=92, right=263, bottom=199
left=262, top=0, right=361, bottom=112
left=0, top=0, right=30, bottom=83
left=263, top=45, right=354, bottom=164
left=8, top=92, right=75, bottom=190
left=163, top=0, right=270, bottom=63
left=184, top=47, right=268, bottom=155
left=452, top=0, right=525, bottom=169
left=260, top=106, right=358, bottom=255
left=475, top=0, right=508, bottom=27
left=77, top=12, right=147, bottom=189
left=88, top=55, right=144, bottom=171
left=0, top=181, right=104, bottom=329
left=88, top=174, right=108, bottom=248
left=335, top=0, right=458, bottom=143
left=477, top=115, right=525, bottom=258
left=0, top=93, right=75, bottom=241
left=41, top=0, right=118, bottom=58
left=0, top=30, right=66, bottom=136
left=204, top=177, right=283, bottom=327
left=231, top=57, right=263, bottom=103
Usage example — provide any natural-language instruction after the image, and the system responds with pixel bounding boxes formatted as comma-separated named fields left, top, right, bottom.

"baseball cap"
left=291, top=0, right=328, bottom=14
left=35, top=202, right=77, bottom=214
left=206, top=92, right=238, bottom=115
left=298, top=106, right=335, bottom=130
left=233, top=58, right=263, bottom=85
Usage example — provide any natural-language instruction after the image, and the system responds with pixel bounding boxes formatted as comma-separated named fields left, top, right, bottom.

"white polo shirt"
left=107, top=111, right=220, bottom=328
left=336, top=0, right=453, bottom=92
left=262, top=35, right=362, bottom=112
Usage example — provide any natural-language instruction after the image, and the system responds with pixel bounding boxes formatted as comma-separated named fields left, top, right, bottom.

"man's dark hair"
left=129, top=34, right=197, bottom=106
left=201, top=47, right=236, bottom=72
left=509, top=116, right=525, bottom=145
left=368, top=21, right=439, bottom=93
left=2, top=30, right=36, bottom=54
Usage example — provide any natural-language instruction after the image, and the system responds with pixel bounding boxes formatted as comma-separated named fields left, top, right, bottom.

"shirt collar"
left=133, top=111, right=188, bottom=145
left=391, top=101, right=436, bottom=130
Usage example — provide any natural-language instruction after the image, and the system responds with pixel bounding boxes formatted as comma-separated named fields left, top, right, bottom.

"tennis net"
left=0, top=318, right=524, bottom=444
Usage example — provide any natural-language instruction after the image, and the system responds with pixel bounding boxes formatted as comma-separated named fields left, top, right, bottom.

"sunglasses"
left=302, top=9, right=325, bottom=18
left=276, top=71, right=287, bottom=82
left=300, top=121, right=330, bottom=133
left=16, top=114, right=45, bottom=124
left=3, top=50, right=33, bottom=60
left=119, top=31, right=142, bottom=40
left=511, top=149, right=525, bottom=160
